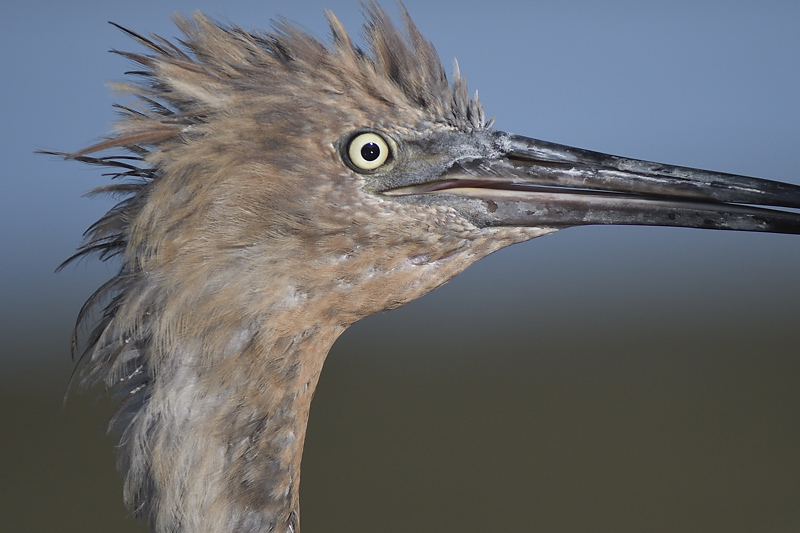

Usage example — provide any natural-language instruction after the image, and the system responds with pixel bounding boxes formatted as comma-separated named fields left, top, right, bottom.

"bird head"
left=69, top=4, right=800, bottom=332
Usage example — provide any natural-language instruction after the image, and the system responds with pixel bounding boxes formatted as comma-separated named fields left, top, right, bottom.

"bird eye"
left=347, top=132, right=390, bottom=171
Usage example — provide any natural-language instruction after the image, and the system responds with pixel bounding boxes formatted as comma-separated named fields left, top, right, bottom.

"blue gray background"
left=3, top=1, right=799, bottom=531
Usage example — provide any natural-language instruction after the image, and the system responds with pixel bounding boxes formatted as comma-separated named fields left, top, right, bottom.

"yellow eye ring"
left=347, top=132, right=390, bottom=171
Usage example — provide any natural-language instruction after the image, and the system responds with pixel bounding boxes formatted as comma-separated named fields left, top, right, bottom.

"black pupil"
left=360, top=142, right=380, bottom=162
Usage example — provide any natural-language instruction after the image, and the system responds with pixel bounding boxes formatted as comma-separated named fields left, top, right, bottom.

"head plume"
left=77, top=1, right=486, bottom=160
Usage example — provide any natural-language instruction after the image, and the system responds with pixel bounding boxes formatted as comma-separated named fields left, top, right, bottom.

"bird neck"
left=122, top=308, right=342, bottom=533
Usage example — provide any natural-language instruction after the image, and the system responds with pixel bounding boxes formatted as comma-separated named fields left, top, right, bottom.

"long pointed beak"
left=386, top=132, right=800, bottom=234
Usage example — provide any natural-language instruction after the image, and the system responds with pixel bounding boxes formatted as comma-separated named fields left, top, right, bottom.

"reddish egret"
left=60, top=4, right=800, bottom=532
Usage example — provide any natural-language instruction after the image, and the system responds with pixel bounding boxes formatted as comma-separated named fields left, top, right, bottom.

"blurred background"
left=3, top=1, right=799, bottom=531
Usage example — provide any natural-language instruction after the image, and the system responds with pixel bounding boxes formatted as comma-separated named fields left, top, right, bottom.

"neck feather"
left=99, top=299, right=340, bottom=533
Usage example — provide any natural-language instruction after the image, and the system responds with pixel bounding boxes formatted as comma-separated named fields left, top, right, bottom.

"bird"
left=58, top=3, right=800, bottom=533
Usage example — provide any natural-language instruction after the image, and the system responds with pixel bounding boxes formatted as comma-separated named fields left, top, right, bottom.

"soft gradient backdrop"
left=3, top=1, right=799, bottom=532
